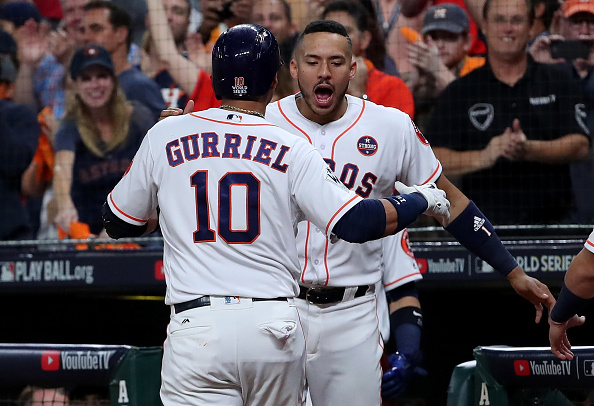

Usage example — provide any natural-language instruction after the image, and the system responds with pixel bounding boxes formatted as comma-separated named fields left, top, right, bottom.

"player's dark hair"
left=84, top=0, right=132, bottom=51
left=322, top=0, right=370, bottom=33
left=483, top=0, right=535, bottom=26
left=297, top=20, right=352, bottom=50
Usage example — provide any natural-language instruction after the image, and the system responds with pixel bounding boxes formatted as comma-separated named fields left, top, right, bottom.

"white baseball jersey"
left=377, top=229, right=423, bottom=341
left=107, top=108, right=362, bottom=305
left=585, top=229, right=594, bottom=253
left=266, top=94, right=441, bottom=287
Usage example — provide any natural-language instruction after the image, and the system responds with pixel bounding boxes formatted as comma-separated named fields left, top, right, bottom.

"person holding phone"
left=529, top=0, right=594, bottom=223
left=197, top=0, right=255, bottom=50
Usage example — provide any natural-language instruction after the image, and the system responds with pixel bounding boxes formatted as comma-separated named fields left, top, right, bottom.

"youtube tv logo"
left=514, top=360, right=530, bottom=376
left=42, top=351, right=60, bottom=371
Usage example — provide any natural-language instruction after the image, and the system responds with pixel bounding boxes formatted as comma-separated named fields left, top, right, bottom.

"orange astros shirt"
left=364, top=59, right=415, bottom=117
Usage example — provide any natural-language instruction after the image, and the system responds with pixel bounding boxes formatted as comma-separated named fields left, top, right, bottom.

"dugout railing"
left=0, top=228, right=589, bottom=293
left=0, top=344, right=162, bottom=406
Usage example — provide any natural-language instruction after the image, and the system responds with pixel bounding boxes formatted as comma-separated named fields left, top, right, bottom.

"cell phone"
left=550, top=40, right=591, bottom=60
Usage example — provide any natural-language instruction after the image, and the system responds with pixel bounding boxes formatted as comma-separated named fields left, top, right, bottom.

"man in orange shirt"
left=322, top=0, right=415, bottom=117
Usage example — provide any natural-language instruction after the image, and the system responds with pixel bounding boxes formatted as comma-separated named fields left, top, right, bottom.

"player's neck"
left=220, top=99, right=267, bottom=119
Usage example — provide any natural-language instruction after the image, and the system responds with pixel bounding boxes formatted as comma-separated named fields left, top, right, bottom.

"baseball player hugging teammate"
left=151, top=20, right=556, bottom=406
left=102, top=24, right=451, bottom=406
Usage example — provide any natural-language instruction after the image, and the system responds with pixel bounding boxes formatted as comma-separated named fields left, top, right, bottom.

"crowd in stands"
left=0, top=0, right=592, bottom=241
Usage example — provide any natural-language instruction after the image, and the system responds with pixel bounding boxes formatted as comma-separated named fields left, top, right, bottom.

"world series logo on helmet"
left=232, top=76, right=248, bottom=95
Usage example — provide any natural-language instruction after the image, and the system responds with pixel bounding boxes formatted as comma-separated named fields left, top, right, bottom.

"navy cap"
left=69, top=45, right=115, bottom=79
left=421, top=4, right=470, bottom=35
left=0, top=30, right=17, bottom=56
left=0, top=1, right=41, bottom=27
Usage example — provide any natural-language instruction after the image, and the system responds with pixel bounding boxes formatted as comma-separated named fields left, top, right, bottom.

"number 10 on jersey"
left=191, top=171, right=261, bottom=244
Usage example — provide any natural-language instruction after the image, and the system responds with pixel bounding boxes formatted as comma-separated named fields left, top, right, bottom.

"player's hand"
left=549, top=314, right=585, bottom=360
left=395, top=181, right=450, bottom=225
left=382, top=352, right=427, bottom=400
left=506, top=267, right=555, bottom=323
left=159, top=100, right=194, bottom=121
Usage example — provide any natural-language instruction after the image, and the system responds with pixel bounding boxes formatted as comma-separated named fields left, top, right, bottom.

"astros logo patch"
left=412, top=121, right=430, bottom=145
left=400, top=229, right=416, bottom=260
left=357, top=136, right=378, bottom=156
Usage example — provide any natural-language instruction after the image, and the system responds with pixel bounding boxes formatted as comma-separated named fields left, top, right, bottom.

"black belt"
left=298, top=285, right=372, bottom=305
left=174, top=296, right=288, bottom=314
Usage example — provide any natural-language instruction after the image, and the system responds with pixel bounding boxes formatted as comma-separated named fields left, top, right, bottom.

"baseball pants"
left=161, top=297, right=306, bottom=406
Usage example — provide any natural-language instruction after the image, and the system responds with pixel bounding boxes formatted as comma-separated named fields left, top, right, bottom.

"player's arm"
left=102, top=203, right=159, bottom=239
left=382, top=283, right=425, bottom=400
left=332, top=182, right=450, bottom=243
left=548, top=247, right=593, bottom=360
left=102, top=129, right=159, bottom=239
left=436, top=175, right=555, bottom=323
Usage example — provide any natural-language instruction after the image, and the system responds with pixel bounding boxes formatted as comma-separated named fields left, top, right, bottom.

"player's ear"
left=271, top=74, right=279, bottom=91
left=349, top=59, right=357, bottom=81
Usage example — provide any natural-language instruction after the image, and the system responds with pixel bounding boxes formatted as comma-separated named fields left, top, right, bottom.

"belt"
left=174, top=296, right=288, bottom=314
left=298, top=284, right=373, bottom=305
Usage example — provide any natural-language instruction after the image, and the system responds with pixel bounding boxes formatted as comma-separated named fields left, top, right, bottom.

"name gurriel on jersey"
left=166, top=132, right=291, bottom=172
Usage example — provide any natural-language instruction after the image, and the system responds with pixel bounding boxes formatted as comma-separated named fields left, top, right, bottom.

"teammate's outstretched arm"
left=548, top=246, right=593, bottom=360
left=435, top=175, right=555, bottom=323
left=332, top=182, right=450, bottom=243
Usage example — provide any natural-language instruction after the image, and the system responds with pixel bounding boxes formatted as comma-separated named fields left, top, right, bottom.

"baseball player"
left=101, top=24, right=450, bottom=406
left=264, top=20, right=555, bottom=406
left=549, top=229, right=593, bottom=360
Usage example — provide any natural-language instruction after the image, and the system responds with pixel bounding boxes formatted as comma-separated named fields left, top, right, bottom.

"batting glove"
left=394, top=181, right=450, bottom=224
left=382, top=352, right=427, bottom=400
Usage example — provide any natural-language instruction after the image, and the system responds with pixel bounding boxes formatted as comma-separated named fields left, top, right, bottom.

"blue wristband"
left=550, top=283, right=590, bottom=323
left=385, top=193, right=428, bottom=234
left=445, top=201, right=518, bottom=276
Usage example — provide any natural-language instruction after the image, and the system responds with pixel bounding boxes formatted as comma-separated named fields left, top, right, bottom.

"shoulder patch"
left=411, top=120, right=430, bottom=145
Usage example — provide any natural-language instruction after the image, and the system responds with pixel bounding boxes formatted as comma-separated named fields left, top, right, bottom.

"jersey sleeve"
left=382, top=230, right=422, bottom=291
left=107, top=131, right=158, bottom=226
left=398, top=117, right=442, bottom=185
left=289, top=141, right=363, bottom=237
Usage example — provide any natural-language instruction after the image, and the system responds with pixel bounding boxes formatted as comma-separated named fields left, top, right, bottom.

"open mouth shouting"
left=314, top=83, right=334, bottom=108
